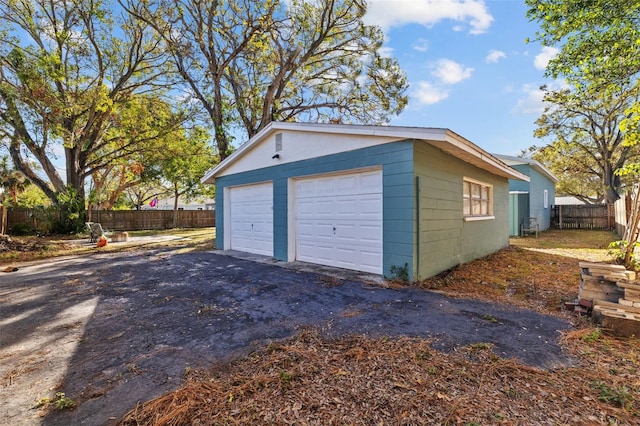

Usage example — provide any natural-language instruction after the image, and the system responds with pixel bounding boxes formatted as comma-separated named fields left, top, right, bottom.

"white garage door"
left=229, top=182, right=273, bottom=256
left=295, top=169, right=382, bottom=274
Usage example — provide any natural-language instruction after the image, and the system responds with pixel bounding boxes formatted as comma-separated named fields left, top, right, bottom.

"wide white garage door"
left=229, top=182, right=273, bottom=256
left=295, top=169, right=382, bottom=274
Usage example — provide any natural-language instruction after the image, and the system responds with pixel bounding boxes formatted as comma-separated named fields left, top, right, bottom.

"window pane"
left=463, top=179, right=492, bottom=217
left=471, top=183, right=480, bottom=199
left=472, top=200, right=481, bottom=215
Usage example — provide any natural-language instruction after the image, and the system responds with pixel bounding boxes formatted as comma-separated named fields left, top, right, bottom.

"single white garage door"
left=295, top=169, right=382, bottom=274
left=229, top=182, right=273, bottom=256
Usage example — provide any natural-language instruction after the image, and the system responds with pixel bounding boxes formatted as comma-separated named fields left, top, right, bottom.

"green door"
left=509, top=192, right=530, bottom=236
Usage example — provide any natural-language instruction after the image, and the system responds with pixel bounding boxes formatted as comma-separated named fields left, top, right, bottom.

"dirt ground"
left=0, top=239, right=576, bottom=426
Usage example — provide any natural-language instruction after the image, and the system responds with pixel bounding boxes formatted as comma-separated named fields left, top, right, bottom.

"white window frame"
left=463, top=177, right=495, bottom=221
left=544, top=189, right=549, bottom=208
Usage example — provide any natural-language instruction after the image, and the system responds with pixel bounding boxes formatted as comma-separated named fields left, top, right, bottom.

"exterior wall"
left=214, top=141, right=415, bottom=278
left=509, top=164, right=555, bottom=231
left=414, top=144, right=510, bottom=280
left=215, top=137, right=514, bottom=281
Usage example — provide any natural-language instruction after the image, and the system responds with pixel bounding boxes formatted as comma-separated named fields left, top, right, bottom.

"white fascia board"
left=201, top=122, right=530, bottom=184
left=430, top=131, right=530, bottom=182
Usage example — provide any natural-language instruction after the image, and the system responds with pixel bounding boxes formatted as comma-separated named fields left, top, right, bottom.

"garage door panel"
left=294, top=170, right=382, bottom=274
left=229, top=182, right=273, bottom=256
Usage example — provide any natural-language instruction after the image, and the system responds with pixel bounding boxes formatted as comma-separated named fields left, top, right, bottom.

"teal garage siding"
left=414, top=144, right=510, bottom=280
left=214, top=141, right=416, bottom=279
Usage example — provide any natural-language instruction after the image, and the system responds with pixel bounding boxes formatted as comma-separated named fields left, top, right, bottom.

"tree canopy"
left=122, top=0, right=408, bottom=160
left=526, top=0, right=640, bottom=203
left=1, top=0, right=409, bottom=225
left=0, top=0, right=186, bottom=212
left=526, top=0, right=640, bottom=86
left=530, top=83, right=640, bottom=204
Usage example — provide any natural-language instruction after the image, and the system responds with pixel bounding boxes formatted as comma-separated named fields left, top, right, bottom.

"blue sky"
left=363, top=0, right=558, bottom=156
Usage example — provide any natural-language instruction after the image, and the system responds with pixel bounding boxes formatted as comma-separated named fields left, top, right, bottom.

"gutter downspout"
left=415, top=176, right=421, bottom=281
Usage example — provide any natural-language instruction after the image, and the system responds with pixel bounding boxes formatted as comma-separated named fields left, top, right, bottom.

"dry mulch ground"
left=118, top=230, right=640, bottom=426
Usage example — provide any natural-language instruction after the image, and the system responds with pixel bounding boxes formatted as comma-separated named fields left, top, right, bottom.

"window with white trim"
left=544, top=189, right=549, bottom=208
left=463, top=178, right=493, bottom=218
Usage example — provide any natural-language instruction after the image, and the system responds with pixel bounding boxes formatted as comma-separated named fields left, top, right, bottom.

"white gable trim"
left=202, top=122, right=529, bottom=184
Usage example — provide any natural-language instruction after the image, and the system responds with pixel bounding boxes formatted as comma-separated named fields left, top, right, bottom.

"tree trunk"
left=603, top=163, right=621, bottom=204
left=172, top=183, right=179, bottom=229
left=623, top=183, right=640, bottom=270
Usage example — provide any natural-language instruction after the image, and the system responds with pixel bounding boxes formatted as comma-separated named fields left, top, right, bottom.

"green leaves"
left=526, top=0, right=640, bottom=199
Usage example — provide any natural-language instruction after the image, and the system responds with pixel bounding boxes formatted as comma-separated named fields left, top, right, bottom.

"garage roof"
left=201, top=122, right=530, bottom=184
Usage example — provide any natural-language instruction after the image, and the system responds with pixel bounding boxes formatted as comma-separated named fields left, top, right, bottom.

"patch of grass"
left=510, top=229, right=617, bottom=250
left=593, top=381, right=634, bottom=409
left=581, top=328, right=602, bottom=343
left=482, top=314, right=497, bottom=323
left=33, top=392, right=75, bottom=411
left=0, top=227, right=216, bottom=264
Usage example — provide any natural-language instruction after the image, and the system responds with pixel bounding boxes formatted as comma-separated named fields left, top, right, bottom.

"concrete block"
left=601, top=311, right=640, bottom=338
left=594, top=299, right=640, bottom=314
left=579, top=262, right=627, bottom=271
left=623, top=288, right=640, bottom=302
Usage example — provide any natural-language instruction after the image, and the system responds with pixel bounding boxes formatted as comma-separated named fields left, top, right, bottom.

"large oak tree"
left=0, top=0, right=184, bottom=212
left=526, top=0, right=640, bottom=203
left=122, top=0, right=408, bottom=160
left=530, top=83, right=640, bottom=204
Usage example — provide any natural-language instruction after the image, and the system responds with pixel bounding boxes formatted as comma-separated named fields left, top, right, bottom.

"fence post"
left=559, top=205, right=562, bottom=229
left=0, top=205, right=6, bottom=234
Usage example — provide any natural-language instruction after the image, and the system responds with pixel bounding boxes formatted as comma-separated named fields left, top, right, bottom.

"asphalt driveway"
left=0, top=247, right=575, bottom=425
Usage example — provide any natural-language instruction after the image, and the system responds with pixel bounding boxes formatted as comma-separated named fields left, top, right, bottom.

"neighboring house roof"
left=554, top=196, right=589, bottom=205
left=493, top=154, right=559, bottom=183
left=202, top=122, right=529, bottom=184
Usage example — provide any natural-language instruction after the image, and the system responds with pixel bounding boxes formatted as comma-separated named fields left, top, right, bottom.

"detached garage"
left=202, top=122, right=528, bottom=281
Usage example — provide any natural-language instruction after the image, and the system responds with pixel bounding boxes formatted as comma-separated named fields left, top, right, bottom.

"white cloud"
left=431, top=59, right=473, bottom=84
left=378, top=46, right=395, bottom=58
left=534, top=46, right=559, bottom=70
left=413, top=38, right=429, bottom=52
left=414, top=81, right=449, bottom=105
left=364, top=0, right=493, bottom=35
left=485, top=49, right=506, bottom=63
left=514, top=83, right=546, bottom=114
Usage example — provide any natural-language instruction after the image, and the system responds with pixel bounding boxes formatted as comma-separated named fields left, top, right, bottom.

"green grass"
left=0, top=227, right=216, bottom=265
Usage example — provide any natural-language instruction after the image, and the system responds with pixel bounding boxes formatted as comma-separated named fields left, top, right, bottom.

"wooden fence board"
left=6, top=208, right=214, bottom=233
left=551, top=204, right=614, bottom=230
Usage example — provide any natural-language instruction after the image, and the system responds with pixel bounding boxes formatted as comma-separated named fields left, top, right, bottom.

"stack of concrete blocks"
left=579, top=262, right=640, bottom=337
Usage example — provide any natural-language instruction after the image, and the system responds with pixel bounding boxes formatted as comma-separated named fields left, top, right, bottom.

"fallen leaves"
left=117, top=230, right=640, bottom=425
left=118, top=331, right=639, bottom=426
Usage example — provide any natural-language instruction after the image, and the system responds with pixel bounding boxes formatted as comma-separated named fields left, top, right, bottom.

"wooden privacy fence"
left=551, top=204, right=614, bottom=230
left=6, top=208, right=214, bottom=232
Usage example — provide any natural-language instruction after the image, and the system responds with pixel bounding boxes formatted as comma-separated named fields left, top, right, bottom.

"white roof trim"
left=202, top=122, right=530, bottom=184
